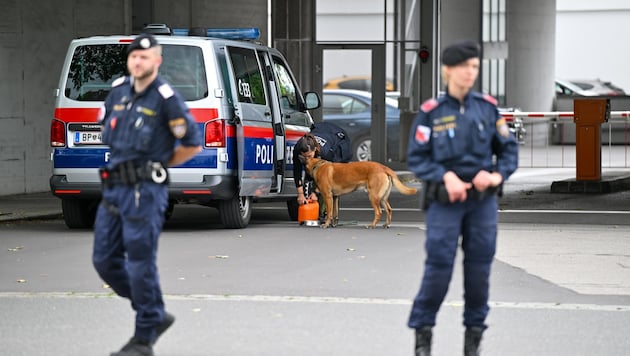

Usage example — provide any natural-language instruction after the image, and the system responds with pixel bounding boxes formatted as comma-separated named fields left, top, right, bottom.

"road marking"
left=0, top=292, right=628, bottom=312
left=256, top=206, right=630, bottom=214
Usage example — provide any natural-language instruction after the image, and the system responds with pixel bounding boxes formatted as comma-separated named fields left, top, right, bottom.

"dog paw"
left=383, top=224, right=390, bottom=229
left=365, top=225, right=376, bottom=229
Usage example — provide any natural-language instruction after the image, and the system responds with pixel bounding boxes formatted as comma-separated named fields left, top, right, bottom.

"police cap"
left=127, top=33, right=160, bottom=55
left=441, top=40, right=480, bottom=66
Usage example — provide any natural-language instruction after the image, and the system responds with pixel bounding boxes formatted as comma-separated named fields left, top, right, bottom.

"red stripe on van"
left=54, top=108, right=100, bottom=123
left=54, top=108, right=218, bottom=123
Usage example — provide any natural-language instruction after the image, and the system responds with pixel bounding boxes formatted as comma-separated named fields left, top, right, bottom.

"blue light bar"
left=171, top=27, right=260, bottom=41
left=206, top=28, right=260, bottom=40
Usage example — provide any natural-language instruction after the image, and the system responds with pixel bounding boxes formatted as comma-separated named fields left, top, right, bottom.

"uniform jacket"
left=100, top=75, right=200, bottom=168
left=407, top=90, right=518, bottom=183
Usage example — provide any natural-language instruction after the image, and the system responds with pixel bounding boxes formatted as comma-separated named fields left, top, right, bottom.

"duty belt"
left=422, top=181, right=500, bottom=208
left=99, top=161, right=168, bottom=186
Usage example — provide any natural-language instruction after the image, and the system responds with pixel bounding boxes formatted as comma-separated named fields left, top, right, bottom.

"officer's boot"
left=414, top=326, right=432, bottom=356
left=463, top=327, right=484, bottom=356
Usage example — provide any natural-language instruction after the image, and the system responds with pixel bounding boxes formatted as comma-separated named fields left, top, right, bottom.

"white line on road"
left=256, top=206, right=630, bottom=214
left=1, top=292, right=628, bottom=312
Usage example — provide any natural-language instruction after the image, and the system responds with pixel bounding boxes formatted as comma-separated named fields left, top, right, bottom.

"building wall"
left=556, top=0, right=630, bottom=93
left=0, top=0, right=127, bottom=195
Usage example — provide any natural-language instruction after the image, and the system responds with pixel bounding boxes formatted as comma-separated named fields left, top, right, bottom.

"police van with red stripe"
left=50, top=24, right=319, bottom=228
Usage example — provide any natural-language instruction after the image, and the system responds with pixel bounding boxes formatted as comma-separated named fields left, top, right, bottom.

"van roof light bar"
left=142, top=24, right=172, bottom=35
left=172, top=27, right=260, bottom=41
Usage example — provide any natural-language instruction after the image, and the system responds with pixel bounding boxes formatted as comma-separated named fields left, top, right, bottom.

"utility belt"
left=99, top=160, right=168, bottom=187
left=422, top=181, right=500, bottom=208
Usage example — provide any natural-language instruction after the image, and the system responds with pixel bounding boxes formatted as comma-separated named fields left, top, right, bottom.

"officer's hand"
left=443, top=171, right=471, bottom=203
left=298, top=194, right=308, bottom=205
left=472, top=171, right=503, bottom=191
left=308, top=192, right=318, bottom=202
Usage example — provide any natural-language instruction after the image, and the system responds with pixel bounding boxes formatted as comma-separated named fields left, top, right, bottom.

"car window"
left=272, top=59, right=299, bottom=113
left=337, top=79, right=370, bottom=91
left=65, top=44, right=208, bottom=101
left=323, top=94, right=369, bottom=115
left=228, top=47, right=266, bottom=105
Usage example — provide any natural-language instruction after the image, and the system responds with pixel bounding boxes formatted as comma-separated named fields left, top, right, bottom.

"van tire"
left=286, top=199, right=299, bottom=221
left=62, top=199, right=97, bottom=229
left=219, top=195, right=252, bottom=229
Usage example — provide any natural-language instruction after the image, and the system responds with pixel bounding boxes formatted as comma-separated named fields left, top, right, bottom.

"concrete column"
left=271, top=0, right=316, bottom=92
left=506, top=0, right=556, bottom=111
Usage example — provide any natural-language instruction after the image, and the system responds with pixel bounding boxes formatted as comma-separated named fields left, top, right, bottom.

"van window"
left=64, top=44, right=208, bottom=102
left=272, top=59, right=299, bottom=113
left=227, top=47, right=266, bottom=105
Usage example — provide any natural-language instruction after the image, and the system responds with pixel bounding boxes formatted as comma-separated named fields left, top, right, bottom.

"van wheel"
left=62, top=199, right=97, bottom=229
left=286, top=199, right=298, bottom=221
left=354, top=137, right=371, bottom=161
left=219, top=195, right=252, bottom=229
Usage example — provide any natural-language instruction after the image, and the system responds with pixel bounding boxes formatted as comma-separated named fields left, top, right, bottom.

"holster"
left=422, top=181, right=501, bottom=209
left=99, top=161, right=168, bottom=187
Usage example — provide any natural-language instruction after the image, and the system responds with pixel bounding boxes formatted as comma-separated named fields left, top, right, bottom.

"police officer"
left=93, top=33, right=202, bottom=356
left=293, top=133, right=321, bottom=205
left=406, top=40, right=518, bottom=356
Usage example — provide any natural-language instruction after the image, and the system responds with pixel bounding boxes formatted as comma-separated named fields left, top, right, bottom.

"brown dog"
left=305, top=157, right=418, bottom=228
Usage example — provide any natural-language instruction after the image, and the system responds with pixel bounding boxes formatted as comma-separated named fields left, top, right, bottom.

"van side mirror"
left=304, top=92, right=321, bottom=110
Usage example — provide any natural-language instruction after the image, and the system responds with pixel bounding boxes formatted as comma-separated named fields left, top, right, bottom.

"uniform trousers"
left=92, top=182, right=168, bottom=342
left=408, top=195, right=497, bottom=329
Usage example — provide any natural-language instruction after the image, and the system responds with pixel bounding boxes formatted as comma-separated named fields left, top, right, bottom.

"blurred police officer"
left=406, top=40, right=518, bottom=356
left=93, top=33, right=202, bottom=356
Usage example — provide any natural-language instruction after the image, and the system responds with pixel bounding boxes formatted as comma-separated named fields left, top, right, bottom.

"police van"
left=50, top=24, right=319, bottom=229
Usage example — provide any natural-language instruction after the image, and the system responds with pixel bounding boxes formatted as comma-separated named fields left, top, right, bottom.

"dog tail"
left=386, top=169, right=418, bottom=195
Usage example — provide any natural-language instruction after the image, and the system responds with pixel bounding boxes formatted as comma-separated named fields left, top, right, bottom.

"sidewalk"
left=0, top=192, right=62, bottom=222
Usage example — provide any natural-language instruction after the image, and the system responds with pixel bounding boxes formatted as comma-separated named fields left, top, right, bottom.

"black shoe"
left=154, top=312, right=175, bottom=345
left=110, top=337, right=153, bottom=356
left=464, top=327, right=484, bottom=356
left=415, top=326, right=432, bottom=356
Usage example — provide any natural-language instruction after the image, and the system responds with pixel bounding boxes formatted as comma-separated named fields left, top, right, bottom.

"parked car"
left=322, top=89, right=401, bottom=161
left=323, top=76, right=395, bottom=92
left=569, top=79, right=626, bottom=96
left=555, top=78, right=599, bottom=96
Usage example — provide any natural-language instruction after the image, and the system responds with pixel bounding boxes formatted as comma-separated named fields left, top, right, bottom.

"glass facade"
left=482, top=0, right=506, bottom=105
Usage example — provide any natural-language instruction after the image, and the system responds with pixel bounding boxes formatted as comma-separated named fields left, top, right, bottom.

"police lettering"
left=104, top=151, right=110, bottom=163
left=256, top=144, right=273, bottom=164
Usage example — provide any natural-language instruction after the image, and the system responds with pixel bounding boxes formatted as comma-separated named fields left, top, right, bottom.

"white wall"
left=316, top=0, right=395, bottom=84
left=556, top=0, right=630, bottom=92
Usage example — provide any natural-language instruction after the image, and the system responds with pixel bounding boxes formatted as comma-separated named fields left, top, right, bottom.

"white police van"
left=50, top=24, right=319, bottom=229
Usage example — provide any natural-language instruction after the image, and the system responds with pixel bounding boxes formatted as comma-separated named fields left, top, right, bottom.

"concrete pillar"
left=271, top=0, right=316, bottom=92
left=506, top=0, right=556, bottom=111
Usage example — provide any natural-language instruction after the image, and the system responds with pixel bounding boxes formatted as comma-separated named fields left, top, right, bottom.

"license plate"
left=74, top=131, right=102, bottom=145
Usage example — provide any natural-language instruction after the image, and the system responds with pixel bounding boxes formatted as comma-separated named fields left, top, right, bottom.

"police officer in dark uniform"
left=93, top=33, right=202, bottom=356
left=406, top=40, right=518, bottom=356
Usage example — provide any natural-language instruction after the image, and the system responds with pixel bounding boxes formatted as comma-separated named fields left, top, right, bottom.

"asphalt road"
left=2, top=168, right=630, bottom=356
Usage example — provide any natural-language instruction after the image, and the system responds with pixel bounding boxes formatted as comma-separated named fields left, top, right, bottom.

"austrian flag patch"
left=414, top=125, right=431, bottom=145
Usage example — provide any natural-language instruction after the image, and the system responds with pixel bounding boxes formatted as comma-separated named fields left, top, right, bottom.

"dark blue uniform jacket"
left=407, top=91, right=518, bottom=183
left=100, top=75, right=200, bottom=168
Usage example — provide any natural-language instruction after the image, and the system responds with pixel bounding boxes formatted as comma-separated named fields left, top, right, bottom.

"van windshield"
left=65, top=43, right=208, bottom=101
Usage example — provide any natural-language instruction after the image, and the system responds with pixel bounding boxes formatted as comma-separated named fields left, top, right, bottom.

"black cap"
left=441, top=40, right=480, bottom=66
left=127, top=33, right=159, bottom=55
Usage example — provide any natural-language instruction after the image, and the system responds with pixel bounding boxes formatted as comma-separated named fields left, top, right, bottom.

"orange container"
left=298, top=201, right=320, bottom=224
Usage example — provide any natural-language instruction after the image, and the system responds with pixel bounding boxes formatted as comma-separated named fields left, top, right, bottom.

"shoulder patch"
left=420, top=98, right=439, bottom=113
left=158, top=83, right=174, bottom=99
left=482, top=93, right=498, bottom=106
left=111, top=76, right=126, bottom=87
